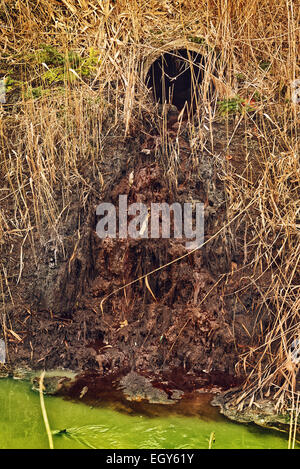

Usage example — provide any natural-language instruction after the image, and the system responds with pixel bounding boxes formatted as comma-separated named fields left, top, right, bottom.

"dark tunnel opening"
left=145, top=48, right=212, bottom=112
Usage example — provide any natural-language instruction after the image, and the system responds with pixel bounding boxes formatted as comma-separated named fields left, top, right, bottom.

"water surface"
left=0, top=379, right=295, bottom=449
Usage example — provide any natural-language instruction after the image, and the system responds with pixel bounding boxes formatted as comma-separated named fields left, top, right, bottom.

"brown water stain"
left=60, top=368, right=240, bottom=420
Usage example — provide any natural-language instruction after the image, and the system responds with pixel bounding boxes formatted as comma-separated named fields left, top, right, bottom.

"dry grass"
left=0, top=0, right=299, bottom=425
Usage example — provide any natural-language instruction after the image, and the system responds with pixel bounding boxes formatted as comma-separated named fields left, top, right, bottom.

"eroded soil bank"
left=1, top=114, right=290, bottom=431
left=2, top=119, right=261, bottom=372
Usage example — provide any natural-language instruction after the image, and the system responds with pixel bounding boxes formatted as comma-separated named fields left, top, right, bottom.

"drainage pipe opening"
left=145, top=46, right=214, bottom=112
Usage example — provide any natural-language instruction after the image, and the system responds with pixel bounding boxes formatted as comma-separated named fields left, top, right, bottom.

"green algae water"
left=0, top=378, right=296, bottom=449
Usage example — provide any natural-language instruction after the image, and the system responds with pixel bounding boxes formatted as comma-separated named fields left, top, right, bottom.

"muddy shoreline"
left=0, top=365, right=239, bottom=419
left=1, top=365, right=297, bottom=438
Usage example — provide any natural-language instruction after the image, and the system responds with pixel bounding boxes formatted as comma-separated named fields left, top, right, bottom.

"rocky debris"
left=0, top=364, right=9, bottom=378
left=118, top=371, right=184, bottom=405
left=30, top=369, right=78, bottom=394
left=212, top=389, right=300, bottom=438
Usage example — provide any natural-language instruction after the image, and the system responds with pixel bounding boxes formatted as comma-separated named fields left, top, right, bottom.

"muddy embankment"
left=1, top=110, right=274, bottom=415
left=2, top=83, right=292, bottom=432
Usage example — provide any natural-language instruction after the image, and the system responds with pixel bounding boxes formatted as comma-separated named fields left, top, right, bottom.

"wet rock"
left=0, top=364, right=33, bottom=380
left=32, top=375, right=71, bottom=395
left=212, top=389, right=300, bottom=437
left=118, top=371, right=184, bottom=405
left=0, top=364, right=10, bottom=378
left=31, top=370, right=77, bottom=395
left=13, top=366, right=34, bottom=381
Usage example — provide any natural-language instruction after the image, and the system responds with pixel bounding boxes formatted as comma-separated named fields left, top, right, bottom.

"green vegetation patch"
left=218, top=96, right=256, bottom=116
left=0, top=45, right=101, bottom=102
